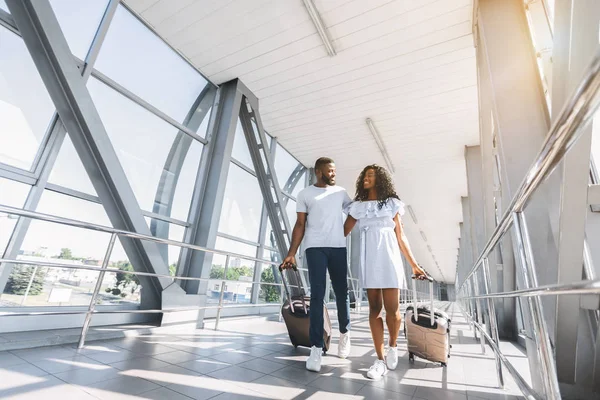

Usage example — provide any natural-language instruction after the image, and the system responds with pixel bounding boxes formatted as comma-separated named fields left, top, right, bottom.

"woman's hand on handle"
left=412, top=264, right=429, bottom=280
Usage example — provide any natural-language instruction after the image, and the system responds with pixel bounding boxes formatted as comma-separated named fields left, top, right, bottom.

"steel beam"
left=180, top=80, right=241, bottom=301
left=150, top=86, right=216, bottom=264
left=7, top=0, right=175, bottom=309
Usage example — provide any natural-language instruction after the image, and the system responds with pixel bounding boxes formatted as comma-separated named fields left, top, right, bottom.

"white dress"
left=347, top=198, right=407, bottom=289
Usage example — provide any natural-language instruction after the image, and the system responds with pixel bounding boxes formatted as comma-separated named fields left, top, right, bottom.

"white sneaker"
left=367, top=359, right=388, bottom=380
left=306, top=346, right=322, bottom=372
left=386, top=346, right=398, bottom=370
left=338, top=331, right=351, bottom=359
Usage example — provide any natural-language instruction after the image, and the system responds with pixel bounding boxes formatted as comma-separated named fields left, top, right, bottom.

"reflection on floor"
left=0, top=303, right=528, bottom=399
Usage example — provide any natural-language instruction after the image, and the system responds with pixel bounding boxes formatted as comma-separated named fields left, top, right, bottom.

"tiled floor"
left=0, top=303, right=527, bottom=399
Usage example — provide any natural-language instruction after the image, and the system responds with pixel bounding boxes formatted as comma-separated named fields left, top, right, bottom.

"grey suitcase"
left=404, top=276, right=451, bottom=366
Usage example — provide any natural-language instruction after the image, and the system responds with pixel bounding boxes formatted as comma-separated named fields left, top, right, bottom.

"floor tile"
left=270, top=364, right=333, bottom=385
left=0, top=363, right=50, bottom=391
left=152, top=350, right=201, bottom=365
left=80, top=375, right=161, bottom=399
left=11, top=346, right=77, bottom=362
left=413, top=385, right=468, bottom=400
left=29, top=354, right=104, bottom=374
left=355, top=384, right=413, bottom=399
left=86, top=348, right=146, bottom=364
left=178, top=357, right=231, bottom=374
left=308, top=376, right=365, bottom=396
left=238, top=358, right=284, bottom=374
left=0, top=375, right=98, bottom=400
left=206, top=365, right=265, bottom=383
left=123, top=363, right=201, bottom=387
left=0, top=351, right=27, bottom=368
left=53, top=365, right=121, bottom=385
left=109, top=356, right=172, bottom=372
left=140, top=386, right=195, bottom=399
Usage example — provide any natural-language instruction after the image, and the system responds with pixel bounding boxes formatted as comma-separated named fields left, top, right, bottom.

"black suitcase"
left=279, top=264, right=332, bottom=353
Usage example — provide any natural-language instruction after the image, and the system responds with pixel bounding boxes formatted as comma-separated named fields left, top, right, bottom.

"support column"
left=181, top=80, right=242, bottom=306
left=551, top=0, right=600, bottom=387
left=7, top=0, right=176, bottom=309
left=475, top=36, right=518, bottom=339
left=477, top=5, right=560, bottom=391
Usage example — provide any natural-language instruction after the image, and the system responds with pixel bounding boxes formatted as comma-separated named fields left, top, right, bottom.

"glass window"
left=0, top=28, right=56, bottom=171
left=218, top=164, right=263, bottom=242
left=274, top=144, right=304, bottom=194
left=94, top=5, right=210, bottom=123
left=208, top=237, right=257, bottom=304
left=48, top=135, right=97, bottom=196
left=145, top=217, right=185, bottom=275
left=49, top=0, right=109, bottom=60
left=1, top=191, right=115, bottom=307
left=170, top=140, right=203, bottom=222
left=231, top=118, right=254, bottom=172
left=88, top=78, right=204, bottom=214
left=292, top=170, right=307, bottom=197
left=0, top=178, right=30, bottom=255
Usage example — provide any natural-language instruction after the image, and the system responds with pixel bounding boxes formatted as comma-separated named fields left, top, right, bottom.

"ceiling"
left=124, top=0, right=479, bottom=283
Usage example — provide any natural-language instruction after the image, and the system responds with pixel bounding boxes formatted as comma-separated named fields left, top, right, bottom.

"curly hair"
left=354, top=164, right=400, bottom=209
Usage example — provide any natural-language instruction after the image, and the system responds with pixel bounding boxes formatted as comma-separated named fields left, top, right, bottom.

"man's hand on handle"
left=281, top=255, right=296, bottom=270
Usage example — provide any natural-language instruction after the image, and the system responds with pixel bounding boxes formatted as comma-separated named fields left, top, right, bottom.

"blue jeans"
left=305, top=247, right=351, bottom=348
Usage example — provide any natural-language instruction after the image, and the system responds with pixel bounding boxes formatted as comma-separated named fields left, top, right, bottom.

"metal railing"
left=456, top=48, right=600, bottom=400
left=0, top=204, right=363, bottom=348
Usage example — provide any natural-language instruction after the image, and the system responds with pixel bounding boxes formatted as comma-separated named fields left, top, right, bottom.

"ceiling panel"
left=125, top=0, right=478, bottom=282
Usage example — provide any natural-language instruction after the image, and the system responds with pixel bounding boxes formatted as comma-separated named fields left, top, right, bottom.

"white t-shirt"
left=296, top=185, right=353, bottom=249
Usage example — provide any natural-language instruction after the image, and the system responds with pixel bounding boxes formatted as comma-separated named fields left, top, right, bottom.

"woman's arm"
left=344, top=215, right=357, bottom=237
left=393, top=214, right=426, bottom=276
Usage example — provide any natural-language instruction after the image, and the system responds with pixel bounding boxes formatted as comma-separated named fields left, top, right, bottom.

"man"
left=283, top=157, right=353, bottom=372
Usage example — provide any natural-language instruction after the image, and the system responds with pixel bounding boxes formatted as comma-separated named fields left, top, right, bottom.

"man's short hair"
left=315, top=157, right=334, bottom=170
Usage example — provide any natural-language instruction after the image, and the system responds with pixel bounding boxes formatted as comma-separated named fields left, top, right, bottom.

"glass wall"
left=0, top=3, right=214, bottom=312
left=0, top=2, right=308, bottom=325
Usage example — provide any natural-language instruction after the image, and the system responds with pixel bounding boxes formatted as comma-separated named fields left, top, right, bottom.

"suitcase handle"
left=279, top=263, right=308, bottom=315
left=411, top=274, right=435, bottom=326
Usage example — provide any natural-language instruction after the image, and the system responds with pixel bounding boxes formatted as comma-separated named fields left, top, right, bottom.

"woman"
left=344, top=165, right=427, bottom=380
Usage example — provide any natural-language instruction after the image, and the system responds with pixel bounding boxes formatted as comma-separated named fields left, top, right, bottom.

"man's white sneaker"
left=386, top=346, right=398, bottom=370
left=367, top=359, right=388, bottom=380
left=338, top=331, right=351, bottom=359
left=306, top=346, right=322, bottom=372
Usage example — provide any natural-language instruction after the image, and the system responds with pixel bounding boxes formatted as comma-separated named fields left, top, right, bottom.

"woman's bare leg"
left=382, top=288, right=401, bottom=347
left=367, top=289, right=385, bottom=360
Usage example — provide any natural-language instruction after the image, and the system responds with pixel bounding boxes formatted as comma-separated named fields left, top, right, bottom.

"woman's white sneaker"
left=306, top=346, right=322, bottom=372
left=386, top=346, right=398, bottom=370
left=366, top=359, right=388, bottom=380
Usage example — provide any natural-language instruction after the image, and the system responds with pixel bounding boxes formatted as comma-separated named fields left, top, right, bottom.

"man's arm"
left=283, top=212, right=306, bottom=267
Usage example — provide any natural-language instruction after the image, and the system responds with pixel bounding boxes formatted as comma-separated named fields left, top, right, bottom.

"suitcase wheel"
left=408, top=352, right=414, bottom=363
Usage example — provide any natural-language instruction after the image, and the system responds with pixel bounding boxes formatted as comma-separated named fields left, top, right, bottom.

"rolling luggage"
left=404, top=276, right=451, bottom=366
left=279, top=264, right=332, bottom=353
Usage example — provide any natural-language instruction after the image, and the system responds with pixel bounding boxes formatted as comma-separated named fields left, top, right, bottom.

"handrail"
left=0, top=202, right=370, bottom=346
left=0, top=204, right=279, bottom=268
left=459, top=278, right=600, bottom=300
left=458, top=48, right=600, bottom=291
